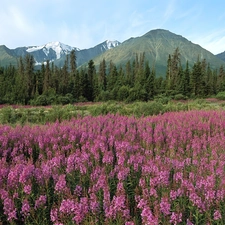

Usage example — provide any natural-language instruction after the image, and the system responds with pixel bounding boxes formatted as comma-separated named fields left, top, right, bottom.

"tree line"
left=0, top=48, right=225, bottom=105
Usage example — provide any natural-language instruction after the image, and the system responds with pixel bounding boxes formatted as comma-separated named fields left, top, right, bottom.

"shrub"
left=174, top=94, right=188, bottom=100
left=34, top=95, right=48, bottom=106
left=131, top=101, right=164, bottom=117
left=154, top=94, right=171, bottom=104
left=216, top=92, right=225, bottom=100
left=117, top=86, right=130, bottom=101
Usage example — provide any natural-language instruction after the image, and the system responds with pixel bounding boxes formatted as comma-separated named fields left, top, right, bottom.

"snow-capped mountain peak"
left=26, top=41, right=79, bottom=60
left=100, top=40, right=120, bottom=52
left=106, top=40, right=120, bottom=49
left=21, top=40, right=120, bottom=66
left=102, top=40, right=120, bottom=50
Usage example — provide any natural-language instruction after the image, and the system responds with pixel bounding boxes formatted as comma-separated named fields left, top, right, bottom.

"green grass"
left=0, top=98, right=225, bottom=125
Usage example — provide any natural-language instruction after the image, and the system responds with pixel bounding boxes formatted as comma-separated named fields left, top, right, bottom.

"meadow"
left=0, top=101, right=225, bottom=224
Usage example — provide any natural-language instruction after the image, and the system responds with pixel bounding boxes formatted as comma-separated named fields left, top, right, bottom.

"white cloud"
left=1, top=0, right=225, bottom=55
left=164, top=0, right=176, bottom=20
left=191, top=29, right=225, bottom=54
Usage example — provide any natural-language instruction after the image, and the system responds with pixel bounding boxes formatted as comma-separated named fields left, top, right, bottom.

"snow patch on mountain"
left=101, top=40, right=120, bottom=50
left=26, top=41, right=79, bottom=59
left=106, top=40, right=120, bottom=49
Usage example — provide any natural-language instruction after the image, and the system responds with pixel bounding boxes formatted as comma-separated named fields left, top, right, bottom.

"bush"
left=216, top=92, right=225, bottom=100
left=97, top=91, right=112, bottom=102
left=56, top=96, right=71, bottom=105
left=117, top=85, right=130, bottom=101
left=174, top=94, right=188, bottom=100
left=154, top=94, right=171, bottom=104
left=33, top=95, right=48, bottom=106
left=131, top=101, right=164, bottom=117
left=126, top=87, right=147, bottom=102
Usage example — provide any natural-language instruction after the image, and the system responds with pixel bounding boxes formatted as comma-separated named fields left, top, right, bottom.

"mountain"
left=92, top=29, right=225, bottom=76
left=216, top=51, right=225, bottom=62
left=0, top=29, right=224, bottom=74
left=15, top=41, right=79, bottom=66
left=0, top=40, right=121, bottom=67
left=0, top=45, right=18, bottom=66
left=56, top=40, right=120, bottom=68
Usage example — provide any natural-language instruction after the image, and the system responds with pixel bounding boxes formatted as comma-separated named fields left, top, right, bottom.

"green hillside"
left=216, top=51, right=225, bottom=62
left=92, top=29, right=225, bottom=76
left=0, top=45, right=18, bottom=67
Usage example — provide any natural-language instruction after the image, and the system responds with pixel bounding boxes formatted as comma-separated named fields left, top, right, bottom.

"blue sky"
left=1, top=0, right=225, bottom=54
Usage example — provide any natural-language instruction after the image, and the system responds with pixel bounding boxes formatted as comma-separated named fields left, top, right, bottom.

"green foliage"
left=154, top=94, right=171, bottom=104
left=2, top=99, right=225, bottom=125
left=215, top=91, right=225, bottom=100
left=0, top=46, right=224, bottom=105
left=131, top=101, right=164, bottom=116
left=117, top=85, right=130, bottom=101
left=174, top=93, right=188, bottom=100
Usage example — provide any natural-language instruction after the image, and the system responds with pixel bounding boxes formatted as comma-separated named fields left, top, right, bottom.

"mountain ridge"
left=0, top=29, right=225, bottom=74
left=216, top=51, right=225, bottom=62
left=91, top=29, right=225, bottom=76
left=0, top=40, right=121, bottom=67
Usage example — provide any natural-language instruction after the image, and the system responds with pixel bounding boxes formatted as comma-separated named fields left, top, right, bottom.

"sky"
left=1, top=0, right=225, bottom=54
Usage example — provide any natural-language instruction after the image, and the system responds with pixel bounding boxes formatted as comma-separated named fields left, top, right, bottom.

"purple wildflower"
left=23, top=184, right=32, bottom=194
left=21, top=199, right=30, bottom=217
left=213, top=210, right=222, bottom=220
left=35, top=195, right=47, bottom=209
left=170, top=212, right=182, bottom=225
left=160, top=197, right=171, bottom=216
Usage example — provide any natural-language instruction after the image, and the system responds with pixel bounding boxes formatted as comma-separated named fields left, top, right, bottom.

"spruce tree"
left=87, top=60, right=95, bottom=101
left=99, top=59, right=107, bottom=91
left=43, top=60, right=51, bottom=94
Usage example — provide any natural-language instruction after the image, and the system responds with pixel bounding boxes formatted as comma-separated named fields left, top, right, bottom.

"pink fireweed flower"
left=137, top=198, right=148, bottom=210
left=35, top=195, right=47, bottom=209
left=186, top=218, right=194, bottom=225
left=74, top=185, right=82, bottom=197
left=23, top=184, right=32, bottom=194
left=59, top=199, right=75, bottom=214
left=72, top=197, right=89, bottom=224
left=7, top=164, right=24, bottom=188
left=160, top=197, right=171, bottom=216
left=89, top=193, right=99, bottom=213
left=50, top=208, right=59, bottom=222
left=170, top=212, right=182, bottom=225
left=13, top=192, right=19, bottom=199
left=213, top=210, right=222, bottom=220
left=117, top=167, right=130, bottom=181
left=0, top=189, right=9, bottom=200
left=19, top=164, right=35, bottom=183
left=21, top=199, right=30, bottom=217
left=149, top=187, right=158, bottom=198
left=3, top=197, right=17, bottom=221
left=106, top=194, right=129, bottom=220
left=141, top=206, right=158, bottom=225
left=125, top=222, right=135, bottom=225
left=55, top=174, right=68, bottom=193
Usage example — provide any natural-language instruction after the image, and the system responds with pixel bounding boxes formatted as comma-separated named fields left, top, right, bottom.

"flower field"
left=0, top=110, right=225, bottom=224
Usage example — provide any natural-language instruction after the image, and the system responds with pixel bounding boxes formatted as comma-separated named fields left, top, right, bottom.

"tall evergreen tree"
left=125, top=60, right=132, bottom=86
left=99, top=59, right=107, bottom=91
left=166, top=48, right=182, bottom=92
left=107, top=61, right=117, bottom=91
left=191, top=60, right=202, bottom=96
left=14, top=56, right=27, bottom=104
left=70, top=49, right=76, bottom=74
left=43, top=60, right=51, bottom=94
left=145, top=62, right=155, bottom=100
left=24, top=54, right=35, bottom=100
left=182, top=61, right=190, bottom=96
left=87, top=60, right=95, bottom=101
